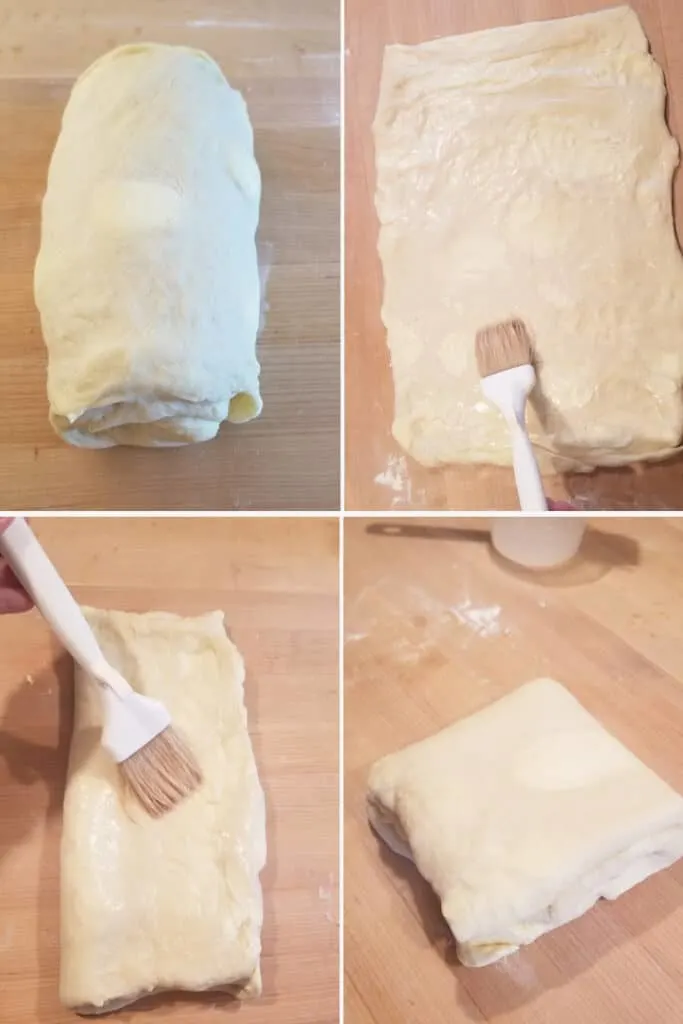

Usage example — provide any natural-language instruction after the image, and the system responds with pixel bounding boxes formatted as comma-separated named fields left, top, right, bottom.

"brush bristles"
left=475, top=318, right=533, bottom=378
left=119, top=727, right=203, bottom=818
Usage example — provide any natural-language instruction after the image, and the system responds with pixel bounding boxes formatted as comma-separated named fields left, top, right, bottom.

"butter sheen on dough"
left=374, top=7, right=683, bottom=470
left=368, top=679, right=683, bottom=966
left=60, top=609, right=266, bottom=1013
left=35, top=44, right=262, bottom=448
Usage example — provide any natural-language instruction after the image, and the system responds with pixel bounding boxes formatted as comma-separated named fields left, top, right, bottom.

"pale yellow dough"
left=374, top=7, right=683, bottom=470
left=60, top=609, right=266, bottom=1014
left=368, top=679, right=683, bottom=966
left=35, top=44, right=262, bottom=448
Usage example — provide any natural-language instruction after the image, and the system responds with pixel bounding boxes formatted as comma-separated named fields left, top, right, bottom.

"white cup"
left=490, top=516, right=586, bottom=570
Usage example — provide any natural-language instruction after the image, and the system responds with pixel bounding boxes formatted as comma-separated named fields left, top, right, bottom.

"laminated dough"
left=373, top=7, right=683, bottom=470
left=60, top=609, right=266, bottom=1013
left=368, top=678, right=683, bottom=966
left=35, top=44, right=262, bottom=448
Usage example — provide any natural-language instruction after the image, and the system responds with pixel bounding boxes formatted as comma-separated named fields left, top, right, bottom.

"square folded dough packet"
left=60, top=609, right=266, bottom=1014
left=367, top=679, right=683, bottom=966
left=373, top=6, right=683, bottom=470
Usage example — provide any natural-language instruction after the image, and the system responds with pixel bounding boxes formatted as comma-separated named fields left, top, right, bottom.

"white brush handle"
left=0, top=518, right=131, bottom=698
left=509, top=415, right=547, bottom=513
left=480, top=366, right=547, bottom=513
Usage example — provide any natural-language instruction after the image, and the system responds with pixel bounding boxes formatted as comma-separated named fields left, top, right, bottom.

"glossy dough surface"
left=374, top=7, right=683, bottom=470
left=60, top=609, right=266, bottom=1013
left=35, top=44, right=262, bottom=448
left=368, top=679, right=683, bottom=966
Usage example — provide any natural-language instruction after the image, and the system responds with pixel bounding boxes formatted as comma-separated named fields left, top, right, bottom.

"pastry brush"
left=0, top=518, right=202, bottom=816
left=475, top=318, right=547, bottom=512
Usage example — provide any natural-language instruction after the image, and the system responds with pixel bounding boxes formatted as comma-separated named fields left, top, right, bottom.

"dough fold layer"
left=368, top=679, right=683, bottom=966
left=60, top=609, right=266, bottom=1013
left=374, top=7, right=683, bottom=470
left=35, top=44, right=262, bottom=448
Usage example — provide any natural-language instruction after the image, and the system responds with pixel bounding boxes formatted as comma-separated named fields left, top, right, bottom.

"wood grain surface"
left=0, top=0, right=340, bottom=511
left=345, top=0, right=683, bottom=511
left=0, top=516, right=339, bottom=1023
left=345, top=516, right=683, bottom=1023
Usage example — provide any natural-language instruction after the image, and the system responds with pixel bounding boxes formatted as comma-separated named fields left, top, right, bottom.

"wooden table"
left=0, top=517, right=339, bottom=1023
left=345, top=516, right=683, bottom=1023
left=0, top=0, right=339, bottom=511
left=345, top=0, right=683, bottom=511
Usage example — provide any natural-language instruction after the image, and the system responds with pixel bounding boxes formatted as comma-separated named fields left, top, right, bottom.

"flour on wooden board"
left=347, top=580, right=509, bottom=665
left=402, top=585, right=505, bottom=639
left=449, top=598, right=503, bottom=638
left=374, top=454, right=429, bottom=506
left=374, top=454, right=412, bottom=505
left=318, top=873, right=338, bottom=924
left=186, top=18, right=274, bottom=28
left=494, top=952, right=540, bottom=989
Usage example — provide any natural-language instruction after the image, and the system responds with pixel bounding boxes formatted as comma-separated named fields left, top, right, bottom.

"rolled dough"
left=60, top=609, right=266, bottom=1013
left=368, top=679, right=683, bottom=966
left=35, top=44, right=262, bottom=447
left=373, top=7, right=683, bottom=470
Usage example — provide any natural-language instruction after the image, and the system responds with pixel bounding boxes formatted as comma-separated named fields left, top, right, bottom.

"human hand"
left=547, top=500, right=576, bottom=511
left=0, top=518, right=33, bottom=614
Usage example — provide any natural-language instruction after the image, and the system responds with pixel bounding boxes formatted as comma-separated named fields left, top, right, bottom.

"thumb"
left=0, top=563, right=33, bottom=613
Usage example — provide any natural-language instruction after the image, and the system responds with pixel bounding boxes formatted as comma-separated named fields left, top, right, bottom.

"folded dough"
left=368, top=679, right=683, bottom=966
left=374, top=7, right=683, bottom=470
left=60, top=609, right=266, bottom=1013
left=35, top=44, right=262, bottom=447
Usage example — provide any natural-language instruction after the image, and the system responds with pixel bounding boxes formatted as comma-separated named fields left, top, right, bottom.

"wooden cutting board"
left=345, top=0, right=683, bottom=511
left=0, top=0, right=339, bottom=511
left=0, top=517, right=339, bottom=1023
left=345, top=516, right=683, bottom=1023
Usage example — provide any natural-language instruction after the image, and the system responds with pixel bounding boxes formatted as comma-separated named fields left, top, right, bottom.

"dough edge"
left=61, top=607, right=266, bottom=1013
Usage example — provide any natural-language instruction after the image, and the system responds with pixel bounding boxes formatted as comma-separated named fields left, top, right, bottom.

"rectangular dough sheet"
left=374, top=6, right=683, bottom=470
left=60, top=609, right=266, bottom=1014
left=368, top=679, right=683, bottom=966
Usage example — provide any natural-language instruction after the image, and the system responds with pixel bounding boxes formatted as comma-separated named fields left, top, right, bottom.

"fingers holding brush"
left=0, top=518, right=34, bottom=614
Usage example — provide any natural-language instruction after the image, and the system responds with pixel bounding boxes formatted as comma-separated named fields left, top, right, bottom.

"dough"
left=367, top=679, right=683, bottom=966
left=373, top=7, right=683, bottom=470
left=60, top=609, right=266, bottom=1013
left=35, top=44, right=262, bottom=448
